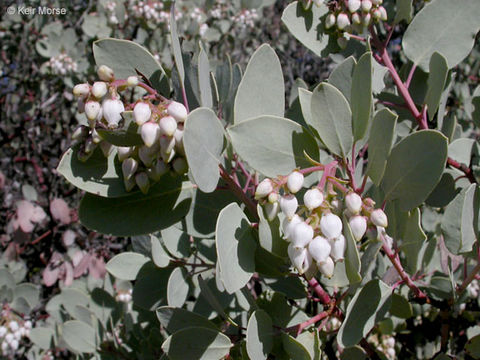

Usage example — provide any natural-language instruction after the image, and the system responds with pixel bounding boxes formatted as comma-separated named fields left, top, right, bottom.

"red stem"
left=307, top=277, right=331, bottom=304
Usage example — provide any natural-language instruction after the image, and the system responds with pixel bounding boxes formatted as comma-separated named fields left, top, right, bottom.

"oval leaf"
left=402, top=0, right=480, bottom=71
left=216, top=203, right=257, bottom=294
left=161, top=326, right=232, bottom=360
left=167, top=267, right=189, bottom=308
left=381, top=130, right=448, bottom=211
left=246, top=310, right=274, bottom=360
left=106, top=252, right=149, bottom=280
left=156, top=306, right=218, bottom=334
left=228, top=116, right=319, bottom=178
left=184, top=108, right=224, bottom=193
left=234, top=44, right=284, bottom=123
left=62, top=320, right=97, bottom=354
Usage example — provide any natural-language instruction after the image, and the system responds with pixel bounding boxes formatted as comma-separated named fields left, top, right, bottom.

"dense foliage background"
left=1, top=0, right=480, bottom=359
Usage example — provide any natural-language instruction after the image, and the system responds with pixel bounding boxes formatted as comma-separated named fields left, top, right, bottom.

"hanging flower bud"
left=72, top=126, right=89, bottom=141
left=330, top=235, right=346, bottom=262
left=378, top=6, right=387, bottom=21
left=102, top=98, right=125, bottom=129
left=167, top=101, right=188, bottom=123
left=255, top=179, right=273, bottom=200
left=138, top=145, right=156, bottom=167
left=135, top=172, right=150, bottom=194
left=348, top=0, right=361, bottom=13
left=173, top=157, right=188, bottom=175
left=265, top=202, right=280, bottom=221
left=84, top=137, right=96, bottom=154
left=148, top=160, right=168, bottom=181
left=336, top=13, right=350, bottom=30
left=287, top=171, right=304, bottom=193
left=288, top=244, right=313, bottom=275
left=345, top=192, right=362, bottom=214
left=363, top=12, right=372, bottom=26
left=73, top=83, right=90, bottom=98
left=279, top=194, right=298, bottom=219
left=174, top=128, right=185, bottom=155
left=371, top=0, right=382, bottom=5
left=123, top=176, right=136, bottom=192
left=351, top=12, right=361, bottom=24
left=304, top=188, right=324, bottom=211
left=337, top=36, right=348, bottom=49
left=159, top=116, right=178, bottom=136
left=371, top=209, right=388, bottom=227
left=141, top=122, right=160, bottom=148
left=372, top=8, right=381, bottom=20
left=349, top=215, right=367, bottom=241
left=160, top=135, right=176, bottom=155
left=268, top=192, right=278, bottom=204
left=91, top=129, right=102, bottom=144
left=133, top=102, right=151, bottom=125
left=97, top=65, right=115, bottom=82
left=320, top=213, right=343, bottom=239
left=127, top=76, right=139, bottom=87
left=308, top=236, right=331, bottom=264
left=117, top=146, right=135, bottom=162
left=122, top=157, right=138, bottom=180
left=100, top=141, right=113, bottom=157
left=92, top=81, right=108, bottom=99
left=361, top=0, right=372, bottom=12
left=282, top=214, right=302, bottom=240
left=85, top=101, right=101, bottom=122
left=318, top=256, right=335, bottom=278
left=291, top=222, right=314, bottom=249
left=325, top=13, right=336, bottom=29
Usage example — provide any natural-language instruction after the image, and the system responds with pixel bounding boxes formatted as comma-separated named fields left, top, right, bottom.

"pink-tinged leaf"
left=0, top=172, right=5, bottom=190
left=62, top=230, right=76, bottom=247
left=49, top=198, right=71, bottom=225
left=89, top=256, right=107, bottom=279
left=15, top=200, right=35, bottom=233
left=43, top=264, right=60, bottom=287
left=73, top=253, right=92, bottom=278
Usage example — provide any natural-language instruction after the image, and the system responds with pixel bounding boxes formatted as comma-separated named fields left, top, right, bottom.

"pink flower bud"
left=363, top=13, right=372, bottom=25
left=378, top=6, right=387, bottom=21
left=282, top=214, right=302, bottom=240
left=85, top=101, right=101, bottom=122
left=371, top=0, right=382, bottom=5
left=73, top=83, right=90, bottom=97
left=291, top=222, right=314, bottom=249
left=337, top=36, right=348, bottom=49
left=122, top=157, right=138, bottom=180
left=97, top=65, right=114, bottom=82
left=138, top=145, right=156, bottom=167
left=320, top=213, right=343, bottom=239
left=317, top=256, right=335, bottom=278
left=288, top=244, right=313, bottom=275
left=287, top=171, right=304, bottom=193
left=167, top=101, right=188, bottom=123
left=92, top=81, right=108, bottom=99
left=371, top=209, right=388, bottom=227
left=141, top=122, right=160, bottom=148
left=308, top=236, right=331, bottom=263
left=349, top=215, right=367, bottom=241
left=279, top=194, right=298, bottom=219
left=117, top=146, right=135, bottom=162
left=268, top=192, right=278, bottom=204
left=159, top=116, right=177, bottom=136
left=133, top=102, right=152, bottom=125
left=102, top=98, right=125, bottom=129
left=255, top=179, right=273, bottom=199
left=330, top=235, right=346, bottom=261
left=336, top=13, right=350, bottom=30
left=304, top=188, right=324, bottom=211
left=265, top=202, right=280, bottom=221
left=348, top=0, right=361, bottom=13
left=345, top=192, right=362, bottom=214
left=325, top=13, right=336, bottom=29
left=361, top=0, right=372, bottom=12
left=148, top=160, right=168, bottom=181
left=351, top=12, right=361, bottom=24
left=127, top=76, right=139, bottom=87
left=160, top=135, right=176, bottom=155
left=135, top=172, right=150, bottom=194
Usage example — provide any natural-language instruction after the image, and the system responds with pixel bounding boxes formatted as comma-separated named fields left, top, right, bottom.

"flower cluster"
left=72, top=65, right=189, bottom=194
left=234, top=9, right=259, bottom=31
left=255, top=169, right=388, bottom=279
left=45, top=52, right=78, bottom=75
left=375, top=335, right=396, bottom=359
left=0, top=316, right=31, bottom=357
left=320, top=0, right=388, bottom=48
left=128, top=0, right=182, bottom=25
left=104, top=1, right=120, bottom=25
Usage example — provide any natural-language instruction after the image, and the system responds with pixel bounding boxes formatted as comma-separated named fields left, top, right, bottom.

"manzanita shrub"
left=3, top=0, right=480, bottom=359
